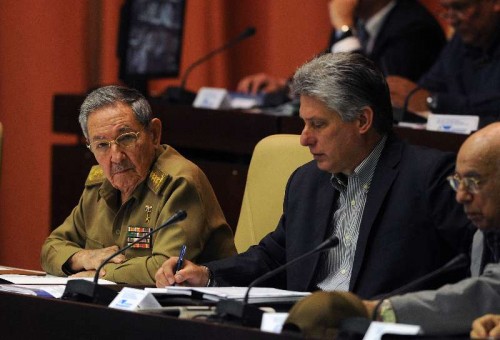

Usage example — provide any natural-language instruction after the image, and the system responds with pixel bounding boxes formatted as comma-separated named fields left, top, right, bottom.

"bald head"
left=455, top=123, right=500, bottom=231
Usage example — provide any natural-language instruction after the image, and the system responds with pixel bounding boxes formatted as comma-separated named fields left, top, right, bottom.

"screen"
left=118, top=0, right=186, bottom=84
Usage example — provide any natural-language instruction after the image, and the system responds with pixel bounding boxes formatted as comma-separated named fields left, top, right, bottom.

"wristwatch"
left=338, top=25, right=354, bottom=40
left=426, top=94, right=438, bottom=111
left=378, top=299, right=397, bottom=323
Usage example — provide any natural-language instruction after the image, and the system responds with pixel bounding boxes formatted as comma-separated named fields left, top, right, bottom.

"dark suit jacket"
left=207, top=134, right=474, bottom=299
left=329, top=0, right=446, bottom=82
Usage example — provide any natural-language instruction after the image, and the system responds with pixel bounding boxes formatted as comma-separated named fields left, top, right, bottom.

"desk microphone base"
left=62, top=279, right=117, bottom=305
left=216, top=300, right=264, bottom=327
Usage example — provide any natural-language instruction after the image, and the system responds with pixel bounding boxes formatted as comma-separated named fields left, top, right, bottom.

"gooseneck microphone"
left=62, top=210, right=187, bottom=305
left=163, top=26, right=256, bottom=104
left=216, top=235, right=340, bottom=326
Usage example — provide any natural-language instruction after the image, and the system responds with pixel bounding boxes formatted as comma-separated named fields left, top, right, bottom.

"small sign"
left=363, top=321, right=421, bottom=340
left=109, top=287, right=161, bottom=311
left=193, top=87, right=231, bottom=109
left=426, top=114, right=479, bottom=135
left=260, top=312, right=289, bottom=333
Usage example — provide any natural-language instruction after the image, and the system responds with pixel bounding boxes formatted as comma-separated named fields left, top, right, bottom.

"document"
left=147, top=286, right=310, bottom=303
left=0, top=274, right=116, bottom=285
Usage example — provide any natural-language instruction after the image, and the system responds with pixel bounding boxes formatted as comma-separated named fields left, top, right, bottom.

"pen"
left=174, top=244, right=187, bottom=274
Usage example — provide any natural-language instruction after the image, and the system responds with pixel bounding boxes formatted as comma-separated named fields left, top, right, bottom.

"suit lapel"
left=349, top=137, right=403, bottom=290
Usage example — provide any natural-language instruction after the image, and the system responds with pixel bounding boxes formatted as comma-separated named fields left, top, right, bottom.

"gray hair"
left=79, top=85, right=153, bottom=139
left=291, top=52, right=393, bottom=134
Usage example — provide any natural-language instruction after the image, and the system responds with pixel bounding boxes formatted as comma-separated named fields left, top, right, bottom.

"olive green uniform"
left=41, top=145, right=236, bottom=284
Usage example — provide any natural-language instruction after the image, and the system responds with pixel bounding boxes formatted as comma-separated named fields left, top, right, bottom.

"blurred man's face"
left=454, top=138, right=500, bottom=231
left=439, top=0, right=500, bottom=48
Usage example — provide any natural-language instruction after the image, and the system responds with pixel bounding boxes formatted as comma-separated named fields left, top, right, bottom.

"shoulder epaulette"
left=148, top=167, right=170, bottom=194
left=85, top=165, right=105, bottom=186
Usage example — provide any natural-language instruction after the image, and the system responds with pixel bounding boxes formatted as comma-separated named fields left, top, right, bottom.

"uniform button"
left=115, top=229, right=120, bottom=235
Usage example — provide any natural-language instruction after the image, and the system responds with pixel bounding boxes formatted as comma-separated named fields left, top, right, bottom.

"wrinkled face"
left=454, top=142, right=500, bottom=231
left=87, top=103, right=159, bottom=196
left=299, top=95, right=362, bottom=175
left=439, top=0, right=500, bottom=47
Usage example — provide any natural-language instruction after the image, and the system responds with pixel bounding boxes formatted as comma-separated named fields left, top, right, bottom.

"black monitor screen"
left=118, top=0, right=186, bottom=82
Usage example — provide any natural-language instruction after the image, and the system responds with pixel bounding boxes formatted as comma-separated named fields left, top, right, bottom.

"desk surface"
left=0, top=290, right=298, bottom=339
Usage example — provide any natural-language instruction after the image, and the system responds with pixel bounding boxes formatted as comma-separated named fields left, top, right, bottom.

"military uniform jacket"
left=41, top=145, right=237, bottom=284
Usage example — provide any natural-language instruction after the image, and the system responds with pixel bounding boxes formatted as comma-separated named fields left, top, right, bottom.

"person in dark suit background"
left=237, top=0, right=446, bottom=94
left=156, top=52, right=473, bottom=299
left=388, top=0, right=500, bottom=126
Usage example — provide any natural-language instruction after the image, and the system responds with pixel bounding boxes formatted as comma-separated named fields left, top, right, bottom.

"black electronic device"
left=117, top=0, right=187, bottom=96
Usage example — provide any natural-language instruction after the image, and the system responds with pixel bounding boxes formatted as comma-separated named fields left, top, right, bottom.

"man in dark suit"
left=237, top=0, right=445, bottom=94
left=156, top=52, right=473, bottom=299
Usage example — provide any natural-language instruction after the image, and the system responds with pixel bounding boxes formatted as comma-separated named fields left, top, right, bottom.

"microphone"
left=61, top=210, right=187, bottom=305
left=337, top=253, right=469, bottom=337
left=216, top=235, right=340, bottom=327
left=163, top=26, right=256, bottom=104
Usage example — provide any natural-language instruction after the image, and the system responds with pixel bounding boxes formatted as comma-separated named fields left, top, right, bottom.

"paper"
left=0, top=284, right=67, bottom=298
left=147, top=286, right=310, bottom=303
left=0, top=266, right=46, bottom=276
left=0, top=274, right=116, bottom=285
left=260, top=313, right=289, bottom=333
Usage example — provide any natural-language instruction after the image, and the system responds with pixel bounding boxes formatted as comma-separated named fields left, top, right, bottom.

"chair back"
left=234, top=134, right=312, bottom=253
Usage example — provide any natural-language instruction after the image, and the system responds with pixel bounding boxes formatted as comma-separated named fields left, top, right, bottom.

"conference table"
left=51, top=95, right=468, bottom=232
left=0, top=289, right=299, bottom=339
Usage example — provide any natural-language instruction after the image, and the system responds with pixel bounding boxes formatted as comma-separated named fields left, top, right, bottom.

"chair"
left=234, top=134, right=312, bottom=253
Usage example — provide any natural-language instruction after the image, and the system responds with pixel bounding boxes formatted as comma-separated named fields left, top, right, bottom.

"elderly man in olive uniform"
left=41, top=85, right=236, bottom=285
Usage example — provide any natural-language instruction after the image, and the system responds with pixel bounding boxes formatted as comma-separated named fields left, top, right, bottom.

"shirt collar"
left=363, top=1, right=396, bottom=40
left=331, top=135, right=387, bottom=190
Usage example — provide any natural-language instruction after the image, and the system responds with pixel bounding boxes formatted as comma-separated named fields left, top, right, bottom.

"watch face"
left=426, top=95, right=437, bottom=110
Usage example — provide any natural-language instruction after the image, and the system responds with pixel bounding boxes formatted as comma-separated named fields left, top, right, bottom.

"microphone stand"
left=216, top=236, right=339, bottom=327
left=163, top=27, right=256, bottom=104
left=62, top=210, right=187, bottom=305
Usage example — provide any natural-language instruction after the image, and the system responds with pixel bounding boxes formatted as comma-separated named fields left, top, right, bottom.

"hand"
left=386, top=75, right=430, bottom=118
left=68, top=246, right=126, bottom=272
left=363, top=300, right=379, bottom=319
left=471, top=314, right=500, bottom=339
left=155, top=257, right=209, bottom=288
left=328, top=0, right=357, bottom=30
left=236, top=73, right=287, bottom=94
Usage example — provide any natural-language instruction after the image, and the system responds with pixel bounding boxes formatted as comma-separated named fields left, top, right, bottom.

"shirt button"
left=351, top=200, right=356, bottom=206
left=115, top=229, right=120, bottom=235
left=341, top=269, right=347, bottom=275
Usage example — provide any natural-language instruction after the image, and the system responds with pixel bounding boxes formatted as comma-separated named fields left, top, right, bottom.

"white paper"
left=0, top=274, right=116, bottom=285
left=426, top=114, right=479, bottom=134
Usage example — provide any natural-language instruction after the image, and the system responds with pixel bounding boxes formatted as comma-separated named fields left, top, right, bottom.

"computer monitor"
left=118, top=0, right=186, bottom=96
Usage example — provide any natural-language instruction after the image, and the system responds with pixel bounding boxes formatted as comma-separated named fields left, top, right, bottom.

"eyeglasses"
left=447, top=173, right=481, bottom=194
left=87, top=131, right=141, bottom=155
left=439, top=1, right=479, bottom=20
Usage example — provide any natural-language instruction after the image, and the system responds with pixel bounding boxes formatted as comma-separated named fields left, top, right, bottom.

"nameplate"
left=260, top=312, right=289, bottom=333
left=363, top=321, right=421, bottom=340
left=426, top=113, right=479, bottom=135
left=109, top=287, right=161, bottom=311
left=193, top=87, right=231, bottom=110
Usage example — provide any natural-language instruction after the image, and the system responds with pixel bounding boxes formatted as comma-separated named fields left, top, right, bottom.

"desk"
left=52, top=95, right=467, bottom=231
left=0, top=290, right=297, bottom=339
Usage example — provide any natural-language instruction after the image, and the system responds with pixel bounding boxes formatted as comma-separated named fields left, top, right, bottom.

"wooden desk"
left=0, top=290, right=296, bottom=339
left=52, top=95, right=467, bottom=231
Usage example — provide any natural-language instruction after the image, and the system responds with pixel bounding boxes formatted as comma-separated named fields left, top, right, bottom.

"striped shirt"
left=316, top=136, right=387, bottom=291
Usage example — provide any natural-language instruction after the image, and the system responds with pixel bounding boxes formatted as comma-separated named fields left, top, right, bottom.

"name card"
left=109, top=287, right=161, bottom=311
left=426, top=114, right=479, bottom=135
left=193, top=87, right=231, bottom=110
left=363, top=321, right=421, bottom=340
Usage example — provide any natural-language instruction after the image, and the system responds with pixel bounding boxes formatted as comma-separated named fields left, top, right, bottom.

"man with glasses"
left=387, top=0, right=500, bottom=127
left=41, top=85, right=237, bottom=284
left=363, top=122, right=500, bottom=335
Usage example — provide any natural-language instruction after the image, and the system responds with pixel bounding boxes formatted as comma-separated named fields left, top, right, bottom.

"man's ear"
left=357, top=106, right=373, bottom=134
left=149, top=118, right=162, bottom=145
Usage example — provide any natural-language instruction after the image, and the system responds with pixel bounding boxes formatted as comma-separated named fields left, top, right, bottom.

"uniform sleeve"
left=40, top=195, right=88, bottom=276
left=390, top=264, right=500, bottom=335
